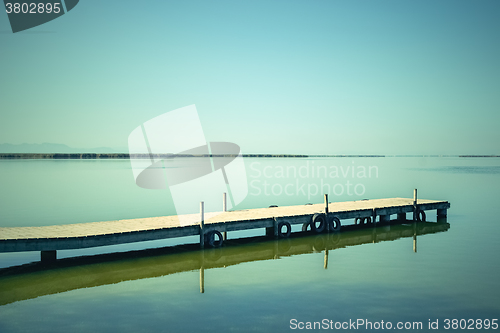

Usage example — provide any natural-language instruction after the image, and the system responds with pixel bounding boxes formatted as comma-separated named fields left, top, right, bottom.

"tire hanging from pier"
left=416, top=209, right=426, bottom=222
left=205, top=230, right=224, bottom=247
left=329, top=216, right=341, bottom=232
left=278, top=221, right=291, bottom=238
left=311, top=213, right=326, bottom=233
left=355, top=217, right=371, bottom=224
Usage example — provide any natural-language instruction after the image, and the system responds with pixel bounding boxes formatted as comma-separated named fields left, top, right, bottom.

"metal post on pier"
left=200, top=201, right=205, bottom=249
left=324, top=194, right=329, bottom=214
left=413, top=189, right=418, bottom=221
left=324, top=194, right=329, bottom=232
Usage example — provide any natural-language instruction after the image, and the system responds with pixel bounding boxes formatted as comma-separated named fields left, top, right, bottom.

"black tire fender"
left=416, top=210, right=426, bottom=222
left=206, top=230, right=224, bottom=247
left=278, top=221, right=291, bottom=238
left=311, top=213, right=326, bottom=233
left=329, top=216, right=341, bottom=232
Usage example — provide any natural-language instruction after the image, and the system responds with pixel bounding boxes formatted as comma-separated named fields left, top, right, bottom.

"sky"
left=0, top=0, right=499, bottom=155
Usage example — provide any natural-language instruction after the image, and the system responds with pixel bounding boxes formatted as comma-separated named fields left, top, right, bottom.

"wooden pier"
left=0, top=190, right=450, bottom=261
left=0, top=221, right=450, bottom=305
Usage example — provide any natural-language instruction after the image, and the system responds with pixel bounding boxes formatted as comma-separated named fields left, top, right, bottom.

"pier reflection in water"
left=0, top=220, right=449, bottom=305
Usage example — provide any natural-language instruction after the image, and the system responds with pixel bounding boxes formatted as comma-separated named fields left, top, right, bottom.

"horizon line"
left=0, top=153, right=499, bottom=160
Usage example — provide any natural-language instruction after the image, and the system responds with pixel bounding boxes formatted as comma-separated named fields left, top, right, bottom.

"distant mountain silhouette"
left=0, top=143, right=120, bottom=153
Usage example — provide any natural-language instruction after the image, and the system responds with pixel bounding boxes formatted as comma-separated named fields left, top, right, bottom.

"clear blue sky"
left=0, top=0, right=499, bottom=155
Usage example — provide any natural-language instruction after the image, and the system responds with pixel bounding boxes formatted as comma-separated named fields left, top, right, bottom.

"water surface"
left=0, top=157, right=499, bottom=332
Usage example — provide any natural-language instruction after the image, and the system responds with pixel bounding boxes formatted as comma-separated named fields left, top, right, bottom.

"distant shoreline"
left=0, top=153, right=384, bottom=159
left=0, top=153, right=498, bottom=159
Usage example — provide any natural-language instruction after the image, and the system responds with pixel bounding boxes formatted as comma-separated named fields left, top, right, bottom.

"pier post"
left=397, top=213, right=406, bottom=221
left=324, top=194, right=329, bottom=214
left=266, top=216, right=276, bottom=238
left=413, top=189, right=418, bottom=221
left=437, top=208, right=448, bottom=223
left=41, top=250, right=56, bottom=263
left=324, top=249, right=329, bottom=269
left=437, top=208, right=447, bottom=217
left=200, top=202, right=205, bottom=249
left=273, top=218, right=279, bottom=238
left=324, top=194, right=329, bottom=232
left=380, top=215, right=390, bottom=222
left=222, top=193, right=227, bottom=240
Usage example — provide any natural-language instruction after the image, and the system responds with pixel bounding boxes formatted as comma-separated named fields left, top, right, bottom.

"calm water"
left=0, top=157, right=499, bottom=332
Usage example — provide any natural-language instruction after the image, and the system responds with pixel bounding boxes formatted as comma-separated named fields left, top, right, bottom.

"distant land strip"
left=458, top=155, right=500, bottom=158
left=1, top=154, right=498, bottom=159
left=0, top=153, right=390, bottom=159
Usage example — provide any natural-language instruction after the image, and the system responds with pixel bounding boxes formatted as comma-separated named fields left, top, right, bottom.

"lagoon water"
left=0, top=157, right=499, bottom=332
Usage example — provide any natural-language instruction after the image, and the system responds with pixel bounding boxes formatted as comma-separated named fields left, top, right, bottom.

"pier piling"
left=324, top=194, right=329, bottom=232
left=380, top=215, right=390, bottom=222
left=413, top=189, right=418, bottom=221
left=437, top=208, right=447, bottom=217
left=41, top=250, right=56, bottom=263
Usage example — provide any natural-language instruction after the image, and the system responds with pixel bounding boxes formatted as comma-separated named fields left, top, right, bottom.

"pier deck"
left=0, top=221, right=450, bottom=305
left=0, top=197, right=450, bottom=258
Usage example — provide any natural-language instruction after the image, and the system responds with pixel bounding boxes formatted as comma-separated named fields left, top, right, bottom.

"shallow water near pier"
left=0, top=157, right=499, bottom=332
